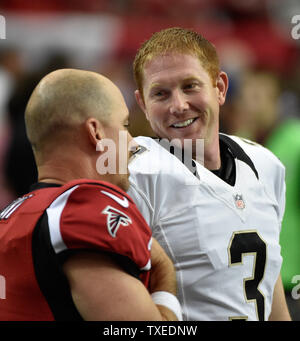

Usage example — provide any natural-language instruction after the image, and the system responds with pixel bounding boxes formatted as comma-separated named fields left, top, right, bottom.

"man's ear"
left=216, top=71, right=229, bottom=106
left=85, top=117, right=103, bottom=148
left=135, top=89, right=149, bottom=120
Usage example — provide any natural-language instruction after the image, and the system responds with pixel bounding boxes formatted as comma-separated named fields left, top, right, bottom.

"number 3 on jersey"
left=228, top=230, right=267, bottom=321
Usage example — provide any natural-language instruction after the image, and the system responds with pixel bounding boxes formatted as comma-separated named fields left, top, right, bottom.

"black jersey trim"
left=32, top=212, right=83, bottom=321
left=152, top=134, right=259, bottom=183
left=58, top=249, right=142, bottom=280
left=32, top=211, right=143, bottom=321
left=211, top=138, right=236, bottom=186
left=219, top=134, right=259, bottom=180
left=30, top=182, right=61, bottom=191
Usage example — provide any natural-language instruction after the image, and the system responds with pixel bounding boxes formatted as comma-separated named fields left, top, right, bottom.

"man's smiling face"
left=135, top=52, right=226, bottom=151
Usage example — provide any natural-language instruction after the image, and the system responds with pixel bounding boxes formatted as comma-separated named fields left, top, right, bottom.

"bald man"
left=0, top=69, right=181, bottom=321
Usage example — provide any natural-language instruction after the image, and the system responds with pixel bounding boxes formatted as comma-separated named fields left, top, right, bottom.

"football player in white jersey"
left=127, top=27, right=291, bottom=321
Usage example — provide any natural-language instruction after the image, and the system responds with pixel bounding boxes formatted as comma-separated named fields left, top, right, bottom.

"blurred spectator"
left=0, top=49, right=22, bottom=122
left=0, top=48, right=24, bottom=208
left=4, top=72, right=39, bottom=197
left=227, top=69, right=281, bottom=144
left=3, top=53, right=70, bottom=199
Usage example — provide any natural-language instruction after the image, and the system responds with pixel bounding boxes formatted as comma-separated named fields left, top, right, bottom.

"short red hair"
left=133, top=27, right=220, bottom=100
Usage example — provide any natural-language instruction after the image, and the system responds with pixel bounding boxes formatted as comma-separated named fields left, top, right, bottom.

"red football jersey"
left=0, top=179, right=152, bottom=321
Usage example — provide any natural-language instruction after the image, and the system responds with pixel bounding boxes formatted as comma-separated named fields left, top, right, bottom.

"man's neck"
left=194, top=138, right=221, bottom=171
left=37, top=154, right=96, bottom=185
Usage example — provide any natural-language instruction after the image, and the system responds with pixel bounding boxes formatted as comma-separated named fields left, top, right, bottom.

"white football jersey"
left=128, top=134, right=285, bottom=321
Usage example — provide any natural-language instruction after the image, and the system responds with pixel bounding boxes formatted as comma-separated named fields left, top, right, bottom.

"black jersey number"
left=228, top=231, right=266, bottom=321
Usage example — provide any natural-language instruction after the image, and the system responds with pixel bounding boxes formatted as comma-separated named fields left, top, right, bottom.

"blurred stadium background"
left=0, top=0, right=300, bottom=319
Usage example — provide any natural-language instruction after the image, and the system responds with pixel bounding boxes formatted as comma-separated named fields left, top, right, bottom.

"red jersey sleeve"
left=46, top=183, right=152, bottom=274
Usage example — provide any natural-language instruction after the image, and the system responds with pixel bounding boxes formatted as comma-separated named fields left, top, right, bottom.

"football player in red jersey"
left=0, top=69, right=182, bottom=321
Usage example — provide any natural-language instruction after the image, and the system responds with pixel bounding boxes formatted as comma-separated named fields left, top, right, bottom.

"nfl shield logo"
left=234, top=194, right=245, bottom=209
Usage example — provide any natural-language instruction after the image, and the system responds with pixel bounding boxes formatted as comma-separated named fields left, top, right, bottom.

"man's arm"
left=269, top=274, right=291, bottom=321
left=63, top=249, right=179, bottom=321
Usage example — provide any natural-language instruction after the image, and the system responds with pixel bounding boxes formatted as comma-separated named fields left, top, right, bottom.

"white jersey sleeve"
left=229, top=135, right=286, bottom=227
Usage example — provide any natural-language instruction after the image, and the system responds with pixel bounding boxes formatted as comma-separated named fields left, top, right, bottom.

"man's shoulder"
left=130, top=136, right=188, bottom=174
left=129, top=136, right=199, bottom=192
left=133, top=135, right=156, bottom=147
left=225, top=134, right=285, bottom=172
left=132, top=136, right=175, bottom=157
